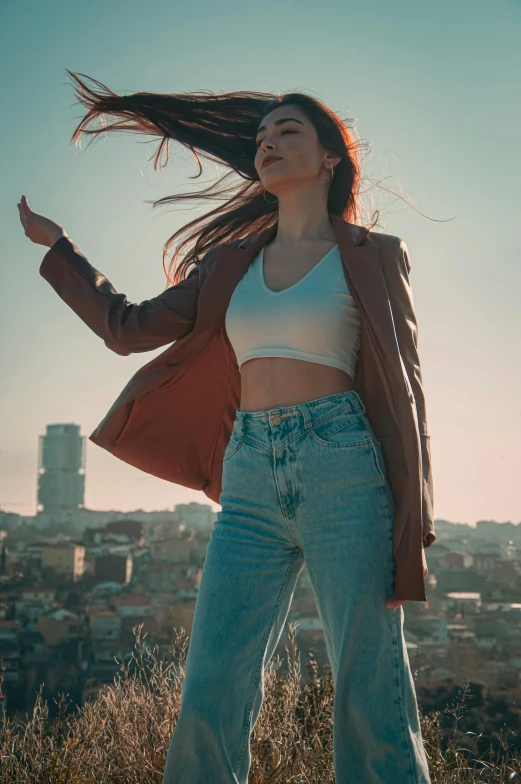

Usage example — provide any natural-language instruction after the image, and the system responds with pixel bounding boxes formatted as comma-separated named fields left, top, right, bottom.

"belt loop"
left=234, top=412, right=244, bottom=438
left=351, top=390, right=366, bottom=414
left=298, top=402, right=313, bottom=430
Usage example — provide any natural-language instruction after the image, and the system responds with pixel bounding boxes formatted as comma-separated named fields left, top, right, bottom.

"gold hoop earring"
left=263, top=189, right=278, bottom=204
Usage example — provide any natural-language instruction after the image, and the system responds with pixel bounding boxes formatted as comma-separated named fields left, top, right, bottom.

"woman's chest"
left=261, top=240, right=339, bottom=293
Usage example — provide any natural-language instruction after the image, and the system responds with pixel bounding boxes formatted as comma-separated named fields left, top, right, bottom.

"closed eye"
left=255, top=129, right=297, bottom=148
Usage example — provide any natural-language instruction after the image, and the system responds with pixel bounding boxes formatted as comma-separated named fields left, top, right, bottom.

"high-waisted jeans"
left=162, top=389, right=431, bottom=784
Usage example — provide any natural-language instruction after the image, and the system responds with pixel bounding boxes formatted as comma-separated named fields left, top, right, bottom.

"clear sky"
left=1, top=0, right=520, bottom=525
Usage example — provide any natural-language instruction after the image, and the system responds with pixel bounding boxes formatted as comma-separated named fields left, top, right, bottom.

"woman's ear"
left=325, top=153, right=342, bottom=170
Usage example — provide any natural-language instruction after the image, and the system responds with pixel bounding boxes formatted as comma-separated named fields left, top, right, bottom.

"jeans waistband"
left=233, top=389, right=367, bottom=439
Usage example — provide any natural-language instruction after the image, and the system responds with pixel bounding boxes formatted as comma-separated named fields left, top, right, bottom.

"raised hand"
left=17, top=195, right=68, bottom=248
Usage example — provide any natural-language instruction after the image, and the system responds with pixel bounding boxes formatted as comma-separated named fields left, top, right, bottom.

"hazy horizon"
left=1, top=0, right=520, bottom=523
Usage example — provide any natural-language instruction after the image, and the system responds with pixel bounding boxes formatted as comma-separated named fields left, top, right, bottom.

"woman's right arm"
left=18, top=194, right=217, bottom=355
left=39, top=235, right=211, bottom=355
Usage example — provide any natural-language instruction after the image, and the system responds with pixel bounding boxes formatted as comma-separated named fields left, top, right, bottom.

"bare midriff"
left=239, top=357, right=354, bottom=412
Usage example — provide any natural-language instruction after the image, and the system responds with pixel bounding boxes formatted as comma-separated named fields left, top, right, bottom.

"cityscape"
left=1, top=423, right=521, bottom=725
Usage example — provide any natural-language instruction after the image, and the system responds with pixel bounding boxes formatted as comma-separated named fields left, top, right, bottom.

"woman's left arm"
left=382, top=238, right=436, bottom=549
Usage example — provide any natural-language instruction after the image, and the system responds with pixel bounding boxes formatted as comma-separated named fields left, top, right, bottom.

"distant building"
left=140, top=562, right=196, bottom=593
left=94, top=554, right=132, bottom=584
left=417, top=665, right=453, bottom=683
left=447, top=623, right=476, bottom=643
left=89, top=610, right=122, bottom=641
left=150, top=536, right=191, bottom=563
left=444, top=591, right=482, bottom=614
left=295, top=616, right=323, bottom=632
left=0, top=640, right=21, bottom=684
left=37, top=424, right=85, bottom=514
left=175, top=502, right=217, bottom=532
left=113, top=593, right=153, bottom=618
left=37, top=608, right=85, bottom=646
left=90, top=581, right=123, bottom=599
left=85, top=520, right=144, bottom=547
left=405, top=616, right=449, bottom=647
left=442, top=552, right=474, bottom=569
left=0, top=620, right=20, bottom=642
left=20, top=587, right=56, bottom=604
left=41, top=542, right=85, bottom=582
left=105, top=520, right=145, bottom=541
left=473, top=553, right=502, bottom=571
left=15, top=587, right=58, bottom=624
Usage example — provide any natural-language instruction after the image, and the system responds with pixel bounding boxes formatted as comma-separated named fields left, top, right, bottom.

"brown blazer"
left=39, top=213, right=435, bottom=601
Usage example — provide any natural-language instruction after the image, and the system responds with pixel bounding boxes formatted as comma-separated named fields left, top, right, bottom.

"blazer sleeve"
left=39, top=236, right=215, bottom=355
left=382, top=238, right=436, bottom=549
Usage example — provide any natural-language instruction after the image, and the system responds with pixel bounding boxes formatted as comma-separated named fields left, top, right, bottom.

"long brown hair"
left=65, top=71, right=377, bottom=286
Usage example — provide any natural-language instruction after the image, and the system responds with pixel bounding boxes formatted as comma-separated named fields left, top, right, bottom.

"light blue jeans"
left=162, top=390, right=431, bottom=784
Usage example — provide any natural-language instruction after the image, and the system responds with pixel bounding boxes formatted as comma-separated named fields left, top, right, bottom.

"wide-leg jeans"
left=162, top=389, right=431, bottom=783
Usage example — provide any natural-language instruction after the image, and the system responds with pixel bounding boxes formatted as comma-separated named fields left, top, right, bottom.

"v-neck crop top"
left=224, top=243, right=362, bottom=378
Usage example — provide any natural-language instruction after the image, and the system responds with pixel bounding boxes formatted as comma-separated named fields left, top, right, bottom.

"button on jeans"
left=162, top=389, right=431, bottom=784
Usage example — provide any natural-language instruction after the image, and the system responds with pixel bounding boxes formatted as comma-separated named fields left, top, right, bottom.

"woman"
left=17, top=73, right=434, bottom=783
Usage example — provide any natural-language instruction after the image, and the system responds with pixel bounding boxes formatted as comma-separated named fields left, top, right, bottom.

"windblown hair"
left=65, top=70, right=379, bottom=286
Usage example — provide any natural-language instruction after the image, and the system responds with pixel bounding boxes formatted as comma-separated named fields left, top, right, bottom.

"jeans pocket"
left=311, top=411, right=372, bottom=450
left=223, top=429, right=243, bottom=462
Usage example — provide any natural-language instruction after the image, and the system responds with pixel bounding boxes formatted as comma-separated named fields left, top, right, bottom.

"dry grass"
left=1, top=622, right=520, bottom=783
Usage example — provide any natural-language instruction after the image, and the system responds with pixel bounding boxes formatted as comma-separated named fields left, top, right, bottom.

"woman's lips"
left=263, top=157, right=282, bottom=168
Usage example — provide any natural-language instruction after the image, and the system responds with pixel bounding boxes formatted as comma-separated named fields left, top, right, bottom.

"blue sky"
left=1, top=0, right=520, bottom=524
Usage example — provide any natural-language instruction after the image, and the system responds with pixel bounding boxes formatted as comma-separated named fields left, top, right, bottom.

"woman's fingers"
left=17, top=195, right=34, bottom=238
left=20, top=195, right=30, bottom=215
left=18, top=199, right=28, bottom=227
left=18, top=195, right=32, bottom=231
left=17, top=201, right=26, bottom=228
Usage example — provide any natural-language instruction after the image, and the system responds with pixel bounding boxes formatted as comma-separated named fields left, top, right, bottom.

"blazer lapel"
left=193, top=223, right=277, bottom=335
left=330, top=214, right=411, bottom=397
left=163, top=225, right=277, bottom=371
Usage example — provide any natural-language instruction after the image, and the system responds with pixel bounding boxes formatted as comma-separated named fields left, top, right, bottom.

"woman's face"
left=254, top=104, right=335, bottom=196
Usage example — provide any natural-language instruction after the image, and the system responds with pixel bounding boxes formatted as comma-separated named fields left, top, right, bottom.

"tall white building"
left=37, top=424, right=85, bottom=514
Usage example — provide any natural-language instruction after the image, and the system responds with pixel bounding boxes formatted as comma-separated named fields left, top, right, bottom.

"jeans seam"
left=368, top=440, right=387, bottom=484
left=311, top=404, right=362, bottom=430
left=310, top=431, right=372, bottom=450
left=368, top=441, right=396, bottom=551
left=273, top=430, right=309, bottom=455
left=279, top=499, right=300, bottom=545
left=223, top=436, right=243, bottom=462
left=241, top=437, right=272, bottom=455
left=393, top=609, right=421, bottom=783
left=271, top=445, right=300, bottom=545
left=234, top=546, right=301, bottom=772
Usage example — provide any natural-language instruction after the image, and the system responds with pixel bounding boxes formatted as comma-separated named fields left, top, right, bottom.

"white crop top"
left=225, top=243, right=362, bottom=378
